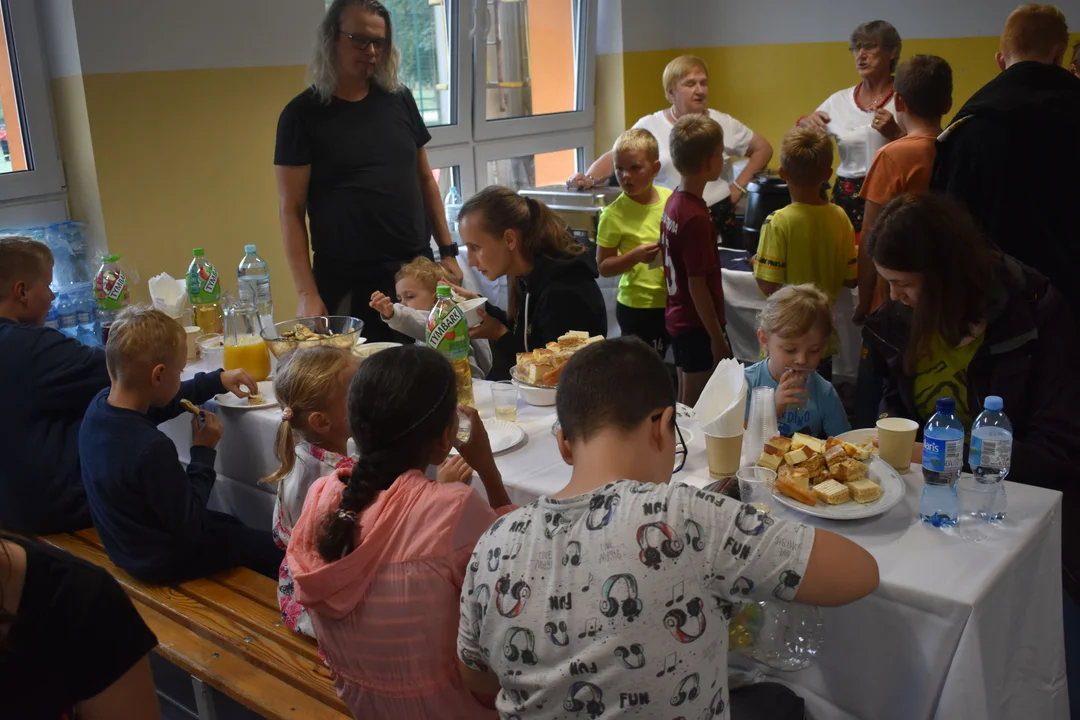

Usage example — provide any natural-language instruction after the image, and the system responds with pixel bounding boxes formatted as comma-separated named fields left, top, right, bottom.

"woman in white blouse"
left=568, top=54, right=772, bottom=246
left=799, top=20, right=903, bottom=233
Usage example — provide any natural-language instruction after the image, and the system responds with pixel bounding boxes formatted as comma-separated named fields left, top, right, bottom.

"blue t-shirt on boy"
left=744, top=359, right=851, bottom=438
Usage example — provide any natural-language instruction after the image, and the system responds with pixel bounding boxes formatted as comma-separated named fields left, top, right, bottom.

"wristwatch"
left=438, top=243, right=460, bottom=258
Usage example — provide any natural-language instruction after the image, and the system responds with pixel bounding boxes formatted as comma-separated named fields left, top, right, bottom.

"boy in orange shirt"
left=854, top=54, right=953, bottom=322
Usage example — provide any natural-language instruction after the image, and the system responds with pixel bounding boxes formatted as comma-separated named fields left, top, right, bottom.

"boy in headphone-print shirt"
left=456, top=338, right=878, bottom=719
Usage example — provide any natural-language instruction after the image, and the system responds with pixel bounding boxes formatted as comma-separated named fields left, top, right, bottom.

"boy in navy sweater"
left=79, top=306, right=283, bottom=584
left=0, top=236, right=109, bottom=533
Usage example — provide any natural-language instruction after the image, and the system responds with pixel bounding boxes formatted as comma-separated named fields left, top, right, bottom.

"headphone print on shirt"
left=774, top=569, right=802, bottom=600
left=544, top=620, right=570, bottom=646
left=664, top=597, right=707, bottom=643
left=495, top=574, right=531, bottom=618
left=474, top=583, right=491, bottom=623
left=564, top=681, right=605, bottom=717
left=734, top=504, right=774, bottom=536
left=504, top=627, right=538, bottom=665
left=599, top=573, right=644, bottom=621
left=586, top=493, right=620, bottom=530
left=614, top=643, right=645, bottom=669
left=564, top=540, right=582, bottom=566
left=670, top=672, right=700, bottom=706
left=637, top=521, right=685, bottom=569
left=685, top=519, right=705, bottom=551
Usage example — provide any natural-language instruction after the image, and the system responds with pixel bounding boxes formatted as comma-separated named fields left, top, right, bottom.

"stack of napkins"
left=693, top=359, right=747, bottom=436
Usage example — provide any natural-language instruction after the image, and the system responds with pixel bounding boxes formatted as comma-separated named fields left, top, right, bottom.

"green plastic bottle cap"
left=192, top=248, right=204, bottom=256
left=436, top=284, right=452, bottom=298
left=103, top=254, right=120, bottom=263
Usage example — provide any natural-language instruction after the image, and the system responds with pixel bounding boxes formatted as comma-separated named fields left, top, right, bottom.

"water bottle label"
left=44, top=319, right=59, bottom=330
left=59, top=314, right=77, bottom=328
left=96, top=269, right=130, bottom=311
left=76, top=311, right=91, bottom=324
left=923, top=436, right=963, bottom=473
left=970, top=436, right=1011, bottom=469
left=188, top=262, right=221, bottom=303
left=426, top=305, right=469, bottom=362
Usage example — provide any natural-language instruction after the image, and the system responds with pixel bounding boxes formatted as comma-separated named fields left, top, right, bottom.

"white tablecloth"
left=164, top=374, right=1068, bottom=720
left=460, top=248, right=862, bottom=380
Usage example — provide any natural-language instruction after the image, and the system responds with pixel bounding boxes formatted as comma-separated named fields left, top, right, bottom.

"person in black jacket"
left=930, top=4, right=1080, bottom=317
left=0, top=236, right=110, bottom=534
left=861, top=194, right=1080, bottom=695
left=454, top=186, right=608, bottom=380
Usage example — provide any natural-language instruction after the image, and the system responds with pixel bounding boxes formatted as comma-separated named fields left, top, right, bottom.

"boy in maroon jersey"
left=660, top=114, right=731, bottom=405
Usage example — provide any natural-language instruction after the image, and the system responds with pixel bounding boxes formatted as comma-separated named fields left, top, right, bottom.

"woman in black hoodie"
left=455, top=186, right=608, bottom=380
left=862, top=193, right=1080, bottom=612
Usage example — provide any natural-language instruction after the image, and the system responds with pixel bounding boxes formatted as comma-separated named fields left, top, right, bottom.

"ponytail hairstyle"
left=263, top=346, right=358, bottom=488
left=458, top=185, right=585, bottom=318
left=317, top=345, right=458, bottom=561
left=864, top=193, right=996, bottom=373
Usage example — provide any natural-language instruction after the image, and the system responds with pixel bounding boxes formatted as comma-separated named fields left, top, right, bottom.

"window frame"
left=471, top=128, right=593, bottom=191
left=424, top=0, right=471, bottom=147
left=468, top=0, right=596, bottom=143
left=0, top=0, right=65, bottom=204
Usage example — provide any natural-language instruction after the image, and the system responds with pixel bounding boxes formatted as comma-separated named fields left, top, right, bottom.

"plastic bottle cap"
left=436, top=284, right=452, bottom=298
left=984, top=396, right=1003, bottom=412
left=103, top=254, right=120, bottom=263
left=192, top=248, right=204, bottom=256
left=935, top=396, right=956, bottom=414
left=244, top=244, right=257, bottom=254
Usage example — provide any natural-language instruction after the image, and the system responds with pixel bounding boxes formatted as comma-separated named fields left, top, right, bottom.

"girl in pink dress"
left=287, top=345, right=514, bottom=718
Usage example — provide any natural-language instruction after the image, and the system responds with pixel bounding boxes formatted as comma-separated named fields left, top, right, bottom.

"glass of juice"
left=223, top=299, right=271, bottom=381
left=491, top=382, right=519, bottom=422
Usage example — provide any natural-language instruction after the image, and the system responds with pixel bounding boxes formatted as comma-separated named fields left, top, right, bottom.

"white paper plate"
left=836, top=428, right=878, bottom=449
left=676, top=403, right=696, bottom=420
left=214, top=381, right=278, bottom=410
left=486, top=418, right=526, bottom=454
left=770, top=456, right=906, bottom=520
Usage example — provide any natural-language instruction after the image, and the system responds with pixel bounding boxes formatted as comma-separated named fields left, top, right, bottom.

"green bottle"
left=426, top=285, right=474, bottom=406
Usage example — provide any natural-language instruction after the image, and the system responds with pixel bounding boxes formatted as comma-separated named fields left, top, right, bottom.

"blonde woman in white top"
left=798, top=20, right=903, bottom=232
left=568, top=55, right=772, bottom=245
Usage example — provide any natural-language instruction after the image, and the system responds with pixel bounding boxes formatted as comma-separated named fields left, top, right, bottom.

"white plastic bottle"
left=237, top=244, right=273, bottom=329
left=969, top=395, right=1012, bottom=521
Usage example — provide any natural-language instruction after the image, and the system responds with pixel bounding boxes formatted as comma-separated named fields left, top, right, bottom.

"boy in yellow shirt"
left=754, top=127, right=857, bottom=377
left=596, top=128, right=673, bottom=355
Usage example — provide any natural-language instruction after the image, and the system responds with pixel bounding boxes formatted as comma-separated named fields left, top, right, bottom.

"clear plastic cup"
left=455, top=409, right=472, bottom=447
left=742, top=386, right=780, bottom=468
left=196, top=333, right=224, bottom=371
left=736, top=465, right=776, bottom=511
left=783, top=367, right=810, bottom=411
left=490, top=382, right=518, bottom=423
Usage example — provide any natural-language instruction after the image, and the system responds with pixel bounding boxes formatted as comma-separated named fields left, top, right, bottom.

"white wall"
left=48, top=0, right=325, bottom=76
left=617, top=0, right=1080, bottom=52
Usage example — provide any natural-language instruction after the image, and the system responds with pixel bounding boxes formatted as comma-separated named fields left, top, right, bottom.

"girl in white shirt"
left=799, top=20, right=903, bottom=232
left=265, top=346, right=360, bottom=638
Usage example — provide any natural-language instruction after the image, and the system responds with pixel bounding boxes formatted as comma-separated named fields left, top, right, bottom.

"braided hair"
left=316, top=345, right=458, bottom=561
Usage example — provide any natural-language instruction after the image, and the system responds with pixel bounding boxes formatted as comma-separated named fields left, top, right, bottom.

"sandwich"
left=845, top=478, right=881, bottom=504
left=813, top=479, right=850, bottom=505
left=248, top=390, right=264, bottom=405
left=776, top=476, right=816, bottom=507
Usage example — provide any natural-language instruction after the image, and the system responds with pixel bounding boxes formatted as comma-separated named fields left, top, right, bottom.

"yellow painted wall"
left=615, top=34, right=1080, bottom=168
left=594, top=51, right=626, bottom=160
left=76, top=65, right=306, bottom=309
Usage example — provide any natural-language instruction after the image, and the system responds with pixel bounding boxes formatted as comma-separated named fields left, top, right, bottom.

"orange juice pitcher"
left=223, top=298, right=271, bottom=382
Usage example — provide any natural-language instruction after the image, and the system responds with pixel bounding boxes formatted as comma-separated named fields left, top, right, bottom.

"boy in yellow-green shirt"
left=754, top=127, right=857, bottom=375
left=596, top=128, right=673, bottom=355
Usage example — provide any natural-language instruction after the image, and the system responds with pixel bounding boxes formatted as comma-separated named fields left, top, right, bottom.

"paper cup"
left=184, top=326, right=200, bottom=362
left=705, top=432, right=743, bottom=480
left=876, top=417, right=919, bottom=471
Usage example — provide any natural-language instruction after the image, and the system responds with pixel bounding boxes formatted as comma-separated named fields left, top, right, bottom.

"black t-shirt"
left=0, top=538, right=158, bottom=719
left=274, top=85, right=433, bottom=265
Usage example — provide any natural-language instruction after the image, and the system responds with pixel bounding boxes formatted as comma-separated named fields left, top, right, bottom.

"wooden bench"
left=40, top=529, right=349, bottom=720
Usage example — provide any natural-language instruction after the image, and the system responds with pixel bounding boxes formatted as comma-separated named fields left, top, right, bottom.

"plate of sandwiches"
left=512, top=331, right=604, bottom=405
left=759, top=432, right=906, bottom=520
left=214, top=381, right=278, bottom=410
